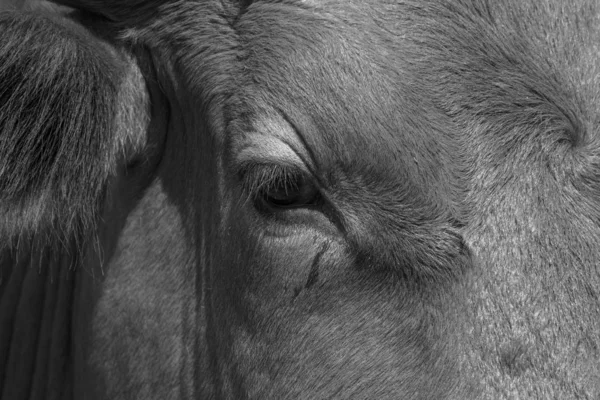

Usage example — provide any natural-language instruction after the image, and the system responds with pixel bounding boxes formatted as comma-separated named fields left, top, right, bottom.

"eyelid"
left=235, top=136, right=309, bottom=171
left=238, top=161, right=309, bottom=197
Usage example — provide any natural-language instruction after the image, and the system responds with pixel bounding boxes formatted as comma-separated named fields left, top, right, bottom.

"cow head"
left=2, top=0, right=600, bottom=398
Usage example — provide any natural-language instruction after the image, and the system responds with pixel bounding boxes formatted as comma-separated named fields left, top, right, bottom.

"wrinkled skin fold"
left=1, top=0, right=600, bottom=399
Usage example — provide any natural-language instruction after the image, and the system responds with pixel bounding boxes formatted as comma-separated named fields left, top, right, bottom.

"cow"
left=1, top=0, right=600, bottom=398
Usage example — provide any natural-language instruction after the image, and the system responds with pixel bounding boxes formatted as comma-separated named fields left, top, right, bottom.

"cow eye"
left=260, top=172, right=317, bottom=209
left=241, top=164, right=320, bottom=212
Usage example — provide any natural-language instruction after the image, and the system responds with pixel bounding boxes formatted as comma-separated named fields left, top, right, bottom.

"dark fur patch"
left=48, top=0, right=164, bottom=25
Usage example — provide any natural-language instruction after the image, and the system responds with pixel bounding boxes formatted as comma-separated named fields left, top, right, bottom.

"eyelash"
left=239, top=163, right=319, bottom=210
left=241, top=163, right=296, bottom=195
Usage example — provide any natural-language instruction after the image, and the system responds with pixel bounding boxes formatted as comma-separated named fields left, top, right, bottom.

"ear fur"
left=0, top=11, right=149, bottom=242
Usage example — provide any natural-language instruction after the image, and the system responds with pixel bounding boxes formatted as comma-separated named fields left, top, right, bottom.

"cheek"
left=212, top=227, right=460, bottom=397
left=248, top=235, right=347, bottom=305
left=225, top=265, right=459, bottom=398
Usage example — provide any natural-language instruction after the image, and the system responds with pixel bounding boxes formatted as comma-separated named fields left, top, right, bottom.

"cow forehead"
left=231, top=0, right=600, bottom=187
left=233, top=1, right=459, bottom=195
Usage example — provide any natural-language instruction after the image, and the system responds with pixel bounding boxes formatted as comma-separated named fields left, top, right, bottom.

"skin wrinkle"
left=1, top=0, right=600, bottom=399
left=233, top=110, right=315, bottom=177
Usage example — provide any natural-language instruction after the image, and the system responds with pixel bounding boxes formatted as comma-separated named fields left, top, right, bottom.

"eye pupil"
left=265, top=181, right=302, bottom=206
left=260, top=171, right=317, bottom=210
left=263, top=174, right=315, bottom=209
left=241, top=164, right=319, bottom=212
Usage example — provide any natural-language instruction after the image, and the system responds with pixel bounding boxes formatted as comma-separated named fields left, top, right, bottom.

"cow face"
left=86, top=2, right=470, bottom=398
left=3, top=0, right=600, bottom=399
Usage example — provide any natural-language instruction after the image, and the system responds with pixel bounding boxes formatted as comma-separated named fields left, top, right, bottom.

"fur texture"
left=0, top=10, right=148, bottom=243
left=0, top=7, right=151, bottom=400
left=2, top=0, right=600, bottom=399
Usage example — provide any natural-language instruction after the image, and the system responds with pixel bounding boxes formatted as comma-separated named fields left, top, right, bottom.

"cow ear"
left=0, top=11, right=149, bottom=242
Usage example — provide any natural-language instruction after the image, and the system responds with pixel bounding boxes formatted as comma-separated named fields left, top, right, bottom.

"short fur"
left=2, top=0, right=600, bottom=399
